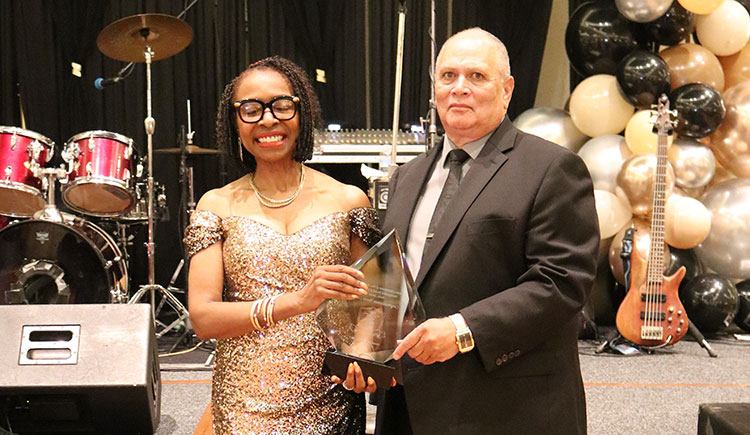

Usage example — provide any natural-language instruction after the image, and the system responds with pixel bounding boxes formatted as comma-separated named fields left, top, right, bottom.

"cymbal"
left=155, top=145, right=222, bottom=155
left=97, top=13, right=193, bottom=62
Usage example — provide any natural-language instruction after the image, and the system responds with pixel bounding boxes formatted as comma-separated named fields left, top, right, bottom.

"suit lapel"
left=415, top=119, right=517, bottom=288
left=388, top=143, right=443, bottom=244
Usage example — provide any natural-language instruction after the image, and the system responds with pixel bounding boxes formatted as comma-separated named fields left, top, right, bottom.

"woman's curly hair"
left=214, top=56, right=321, bottom=174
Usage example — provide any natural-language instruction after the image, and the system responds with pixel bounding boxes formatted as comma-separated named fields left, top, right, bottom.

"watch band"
left=449, top=313, right=475, bottom=353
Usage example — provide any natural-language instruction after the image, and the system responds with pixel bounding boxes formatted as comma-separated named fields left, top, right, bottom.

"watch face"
left=457, top=332, right=473, bottom=350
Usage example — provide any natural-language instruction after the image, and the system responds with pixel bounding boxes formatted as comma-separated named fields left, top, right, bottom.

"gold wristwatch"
left=449, top=313, right=475, bottom=353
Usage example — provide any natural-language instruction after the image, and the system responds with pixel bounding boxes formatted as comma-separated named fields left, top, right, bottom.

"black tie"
left=423, top=148, right=470, bottom=252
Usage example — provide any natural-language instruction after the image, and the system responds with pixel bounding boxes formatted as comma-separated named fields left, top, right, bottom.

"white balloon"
left=615, top=0, right=672, bottom=23
left=665, top=195, right=711, bottom=249
left=513, top=107, right=589, bottom=152
left=668, top=137, right=717, bottom=188
left=578, top=135, right=633, bottom=192
left=594, top=190, right=633, bottom=239
left=569, top=75, right=635, bottom=138
left=696, top=179, right=750, bottom=279
left=696, top=0, right=750, bottom=57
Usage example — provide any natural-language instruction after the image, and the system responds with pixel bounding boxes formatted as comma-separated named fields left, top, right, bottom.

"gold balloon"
left=660, top=43, right=725, bottom=92
left=719, top=43, right=750, bottom=90
left=609, top=218, right=672, bottom=285
left=615, top=154, right=676, bottom=217
left=664, top=195, right=712, bottom=249
left=695, top=0, right=750, bottom=57
left=625, top=110, right=674, bottom=154
left=709, top=165, right=738, bottom=187
left=569, top=74, right=635, bottom=137
left=672, top=185, right=708, bottom=199
left=594, top=190, right=633, bottom=239
left=707, top=80, right=750, bottom=178
left=677, top=0, right=724, bottom=15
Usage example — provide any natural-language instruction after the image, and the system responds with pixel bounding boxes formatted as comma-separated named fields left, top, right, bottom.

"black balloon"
left=645, top=2, right=695, bottom=47
left=736, top=279, right=750, bottom=332
left=671, top=84, right=726, bottom=138
left=616, top=50, right=671, bottom=108
left=666, top=247, right=704, bottom=292
left=566, top=1, right=646, bottom=77
left=680, top=273, right=739, bottom=333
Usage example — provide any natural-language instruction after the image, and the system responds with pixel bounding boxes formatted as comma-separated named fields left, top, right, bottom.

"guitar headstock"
left=651, top=94, right=677, bottom=137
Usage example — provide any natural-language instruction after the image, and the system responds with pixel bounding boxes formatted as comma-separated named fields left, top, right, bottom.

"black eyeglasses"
left=234, top=95, right=300, bottom=124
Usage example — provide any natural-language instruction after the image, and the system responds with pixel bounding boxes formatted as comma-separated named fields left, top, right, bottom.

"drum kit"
left=0, top=13, right=217, bottom=338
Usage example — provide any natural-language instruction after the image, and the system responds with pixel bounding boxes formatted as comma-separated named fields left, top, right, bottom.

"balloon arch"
left=514, top=0, right=750, bottom=333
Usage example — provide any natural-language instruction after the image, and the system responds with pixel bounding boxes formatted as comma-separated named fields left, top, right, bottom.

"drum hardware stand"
left=114, top=222, right=131, bottom=268
left=126, top=43, right=191, bottom=338
left=32, top=166, right=69, bottom=223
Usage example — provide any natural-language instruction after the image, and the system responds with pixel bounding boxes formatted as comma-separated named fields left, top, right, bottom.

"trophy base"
left=322, top=350, right=396, bottom=390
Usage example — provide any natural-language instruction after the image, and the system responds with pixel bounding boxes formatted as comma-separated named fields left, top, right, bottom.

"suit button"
left=513, top=350, right=520, bottom=357
left=501, top=354, right=508, bottom=362
left=495, top=357, right=503, bottom=366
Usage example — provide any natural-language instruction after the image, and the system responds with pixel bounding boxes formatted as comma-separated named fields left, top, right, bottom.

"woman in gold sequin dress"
left=185, top=56, right=379, bottom=435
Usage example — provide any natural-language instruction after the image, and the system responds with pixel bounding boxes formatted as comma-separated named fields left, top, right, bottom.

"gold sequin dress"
left=184, top=207, right=380, bottom=435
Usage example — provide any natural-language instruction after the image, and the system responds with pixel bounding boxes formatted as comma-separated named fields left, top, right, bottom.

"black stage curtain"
left=0, top=0, right=552, bottom=295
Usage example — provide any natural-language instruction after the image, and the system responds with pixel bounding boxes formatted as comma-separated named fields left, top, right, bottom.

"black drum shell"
left=0, top=219, right=127, bottom=304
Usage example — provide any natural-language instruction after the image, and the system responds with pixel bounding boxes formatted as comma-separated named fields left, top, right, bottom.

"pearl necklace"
left=248, top=164, right=306, bottom=208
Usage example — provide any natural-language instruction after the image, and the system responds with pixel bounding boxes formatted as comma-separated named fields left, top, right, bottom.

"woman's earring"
left=238, top=136, right=244, bottom=163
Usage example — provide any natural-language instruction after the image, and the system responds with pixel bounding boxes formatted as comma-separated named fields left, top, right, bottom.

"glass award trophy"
left=315, top=229, right=425, bottom=389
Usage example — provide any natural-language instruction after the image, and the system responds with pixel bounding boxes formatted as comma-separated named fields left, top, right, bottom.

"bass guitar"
left=615, top=94, right=687, bottom=347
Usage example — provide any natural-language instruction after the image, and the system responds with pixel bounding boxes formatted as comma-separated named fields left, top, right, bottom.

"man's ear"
left=502, top=76, right=515, bottom=110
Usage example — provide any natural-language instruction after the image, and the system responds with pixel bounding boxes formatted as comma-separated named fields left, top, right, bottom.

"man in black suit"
left=375, top=28, right=600, bottom=434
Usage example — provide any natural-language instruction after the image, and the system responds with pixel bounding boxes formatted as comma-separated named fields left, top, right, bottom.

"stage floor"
left=155, top=328, right=750, bottom=435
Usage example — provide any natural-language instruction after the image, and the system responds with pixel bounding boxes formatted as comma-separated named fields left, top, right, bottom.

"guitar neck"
left=646, top=113, right=670, bottom=282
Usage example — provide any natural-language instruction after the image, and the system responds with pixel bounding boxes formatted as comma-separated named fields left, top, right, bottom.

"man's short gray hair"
left=438, top=27, right=511, bottom=78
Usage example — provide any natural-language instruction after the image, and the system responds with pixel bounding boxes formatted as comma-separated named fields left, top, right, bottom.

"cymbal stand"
left=127, top=43, right=190, bottom=338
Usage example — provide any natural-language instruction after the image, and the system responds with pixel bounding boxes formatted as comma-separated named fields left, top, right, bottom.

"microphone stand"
left=388, top=0, right=407, bottom=178
left=368, top=1, right=408, bottom=218
left=427, top=0, right=438, bottom=150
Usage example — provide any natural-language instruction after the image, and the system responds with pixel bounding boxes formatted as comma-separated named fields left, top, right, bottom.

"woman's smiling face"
left=234, top=68, right=300, bottom=165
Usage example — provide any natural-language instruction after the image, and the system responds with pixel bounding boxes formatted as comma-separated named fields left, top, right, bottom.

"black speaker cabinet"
left=0, top=304, right=161, bottom=434
left=698, top=403, right=750, bottom=435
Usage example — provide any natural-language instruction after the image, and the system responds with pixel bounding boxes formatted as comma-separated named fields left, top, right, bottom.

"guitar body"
left=616, top=239, right=688, bottom=347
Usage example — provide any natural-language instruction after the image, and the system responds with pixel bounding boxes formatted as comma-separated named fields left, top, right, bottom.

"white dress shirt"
left=405, top=133, right=491, bottom=278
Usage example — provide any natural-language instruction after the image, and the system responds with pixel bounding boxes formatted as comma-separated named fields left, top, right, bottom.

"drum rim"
left=66, top=130, right=134, bottom=147
left=64, top=175, right=133, bottom=188
left=0, top=126, right=55, bottom=148
left=62, top=177, right=136, bottom=217
left=0, top=181, right=45, bottom=217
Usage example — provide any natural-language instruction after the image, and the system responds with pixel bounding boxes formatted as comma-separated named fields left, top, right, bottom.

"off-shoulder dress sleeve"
left=183, top=210, right=224, bottom=257
left=349, top=207, right=381, bottom=248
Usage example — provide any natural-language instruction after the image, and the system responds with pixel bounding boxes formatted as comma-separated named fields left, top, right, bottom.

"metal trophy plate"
left=315, top=229, right=425, bottom=389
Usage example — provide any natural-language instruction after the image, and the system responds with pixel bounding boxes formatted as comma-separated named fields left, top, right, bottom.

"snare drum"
left=62, top=130, right=136, bottom=217
left=0, top=218, right=128, bottom=304
left=0, top=126, right=55, bottom=217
